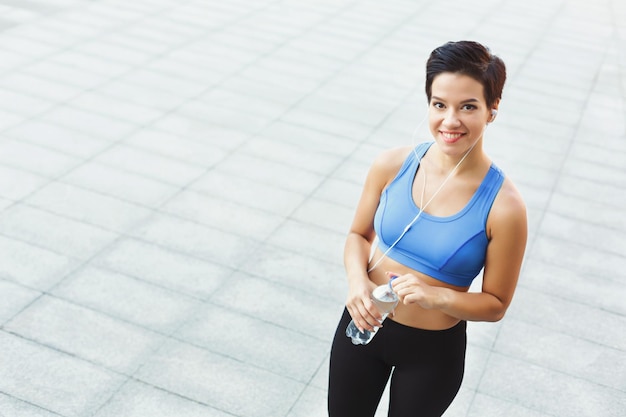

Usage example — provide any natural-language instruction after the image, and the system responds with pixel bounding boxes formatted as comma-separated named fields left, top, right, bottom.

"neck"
left=428, top=140, right=484, bottom=175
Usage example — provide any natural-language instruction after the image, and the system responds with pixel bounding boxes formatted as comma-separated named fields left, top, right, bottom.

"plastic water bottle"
left=345, top=282, right=399, bottom=345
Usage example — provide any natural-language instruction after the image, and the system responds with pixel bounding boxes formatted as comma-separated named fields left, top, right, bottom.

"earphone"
left=488, top=109, right=498, bottom=123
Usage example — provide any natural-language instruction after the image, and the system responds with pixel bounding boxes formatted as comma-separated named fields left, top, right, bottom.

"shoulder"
left=488, top=176, right=527, bottom=237
left=367, top=146, right=414, bottom=189
left=372, top=145, right=414, bottom=167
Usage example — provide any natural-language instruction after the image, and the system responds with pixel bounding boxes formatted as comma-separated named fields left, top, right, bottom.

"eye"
left=461, top=104, right=477, bottom=111
left=432, top=102, right=445, bottom=109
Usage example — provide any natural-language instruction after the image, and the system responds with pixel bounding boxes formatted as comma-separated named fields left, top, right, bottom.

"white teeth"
left=442, top=132, right=463, bottom=139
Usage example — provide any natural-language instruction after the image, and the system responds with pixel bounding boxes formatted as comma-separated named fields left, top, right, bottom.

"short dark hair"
left=425, top=41, right=506, bottom=108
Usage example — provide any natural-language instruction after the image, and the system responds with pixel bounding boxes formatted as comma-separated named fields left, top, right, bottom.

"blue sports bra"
left=373, top=142, right=504, bottom=287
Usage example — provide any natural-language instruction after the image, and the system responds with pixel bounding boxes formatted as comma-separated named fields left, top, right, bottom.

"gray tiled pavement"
left=0, top=0, right=625, bottom=416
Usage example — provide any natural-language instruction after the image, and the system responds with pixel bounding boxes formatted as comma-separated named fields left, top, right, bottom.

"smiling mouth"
left=440, top=132, right=465, bottom=140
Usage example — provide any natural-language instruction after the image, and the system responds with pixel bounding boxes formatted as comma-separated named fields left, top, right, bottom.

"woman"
left=328, top=41, right=528, bottom=416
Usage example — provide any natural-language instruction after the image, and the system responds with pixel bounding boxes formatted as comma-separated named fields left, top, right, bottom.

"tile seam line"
left=0, top=3, right=464, bottom=416
left=0, top=154, right=206, bottom=192
left=2, top=226, right=333, bottom=306
left=0, top=230, right=83, bottom=263
left=88, top=377, right=239, bottom=417
left=539, top=200, right=626, bottom=232
left=126, top=287, right=320, bottom=411
left=200, top=0, right=432, bottom=141
left=1, top=290, right=317, bottom=390
left=113, top=5, right=402, bottom=299
left=536, top=228, right=626, bottom=259
left=548, top=181, right=626, bottom=212
left=7, top=130, right=231, bottom=171
left=141, top=0, right=391, bottom=183
left=0, top=232, right=132, bottom=327
left=477, top=349, right=626, bottom=395
left=0, top=295, right=177, bottom=367
left=468, top=0, right=575, bottom=407
left=0, top=136, right=224, bottom=195
left=0, top=0, right=180, bottom=78
left=103, top=0, right=366, bottom=131
left=611, top=12, right=626, bottom=129
left=0, top=54, right=274, bottom=217
left=0, top=211, right=339, bottom=391
left=2, top=305, right=313, bottom=413
left=504, top=312, right=626, bottom=352
left=0, top=329, right=238, bottom=417
left=517, top=263, right=625, bottom=289
left=2, top=76, right=616, bottom=300
left=0, top=0, right=267, bottom=78
left=567, top=153, right=626, bottom=176
left=36, top=228, right=217, bottom=297
left=284, top=354, right=330, bottom=417
left=512, top=298, right=626, bottom=327
left=83, top=0, right=376, bottom=244
left=0, top=389, right=66, bottom=417
left=0, top=240, right=230, bottom=307
left=9, top=192, right=289, bottom=248
left=246, top=3, right=452, bottom=416
left=2, top=167, right=346, bottom=244
left=0, top=116, right=175, bottom=221
left=469, top=389, right=562, bottom=417
left=2, top=0, right=60, bottom=14
left=0, top=0, right=290, bottom=148
left=257, top=0, right=438, bottom=251
left=611, top=0, right=626, bottom=118
left=0, top=264, right=209, bottom=314
left=0, top=215, right=343, bottom=295
left=1, top=259, right=339, bottom=343
left=514, top=284, right=626, bottom=320
left=521, top=22, right=617, bottom=251
left=6, top=123, right=248, bottom=301
left=97, top=234, right=344, bottom=298
left=1, top=5, right=400, bottom=200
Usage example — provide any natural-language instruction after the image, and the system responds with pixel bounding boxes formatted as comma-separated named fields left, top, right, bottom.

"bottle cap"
left=388, top=275, right=398, bottom=290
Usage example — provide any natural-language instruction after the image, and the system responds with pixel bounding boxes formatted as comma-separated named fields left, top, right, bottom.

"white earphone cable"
left=367, top=113, right=488, bottom=273
left=367, top=141, right=476, bottom=273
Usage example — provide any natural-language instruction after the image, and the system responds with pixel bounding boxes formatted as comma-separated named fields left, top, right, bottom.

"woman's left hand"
left=389, top=272, right=443, bottom=310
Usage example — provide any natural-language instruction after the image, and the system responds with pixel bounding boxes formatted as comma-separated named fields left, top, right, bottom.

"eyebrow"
left=431, top=96, right=480, bottom=103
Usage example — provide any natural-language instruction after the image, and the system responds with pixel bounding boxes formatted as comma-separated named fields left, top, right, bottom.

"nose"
left=442, top=109, right=461, bottom=127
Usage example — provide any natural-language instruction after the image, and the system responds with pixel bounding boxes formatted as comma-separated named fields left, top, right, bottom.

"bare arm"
left=344, top=147, right=412, bottom=331
left=392, top=178, right=528, bottom=322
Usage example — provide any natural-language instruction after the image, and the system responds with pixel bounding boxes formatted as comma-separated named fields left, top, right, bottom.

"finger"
left=347, top=300, right=369, bottom=326
left=386, top=271, right=400, bottom=282
left=347, top=309, right=368, bottom=333
left=392, top=280, right=411, bottom=294
left=402, top=290, right=424, bottom=305
left=358, top=300, right=383, bottom=331
left=390, top=274, right=411, bottom=290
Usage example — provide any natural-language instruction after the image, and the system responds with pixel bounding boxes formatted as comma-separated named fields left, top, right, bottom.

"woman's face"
left=428, top=72, right=494, bottom=156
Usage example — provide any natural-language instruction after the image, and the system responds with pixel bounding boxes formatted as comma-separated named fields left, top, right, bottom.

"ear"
left=488, top=99, right=501, bottom=124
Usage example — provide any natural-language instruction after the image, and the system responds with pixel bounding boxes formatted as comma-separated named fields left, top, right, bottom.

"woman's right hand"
left=345, top=279, right=382, bottom=332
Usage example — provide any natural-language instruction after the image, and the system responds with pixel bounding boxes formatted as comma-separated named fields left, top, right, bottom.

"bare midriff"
left=368, top=247, right=470, bottom=330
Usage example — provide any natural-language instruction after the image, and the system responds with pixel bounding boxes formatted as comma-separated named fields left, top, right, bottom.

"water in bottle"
left=346, top=283, right=399, bottom=345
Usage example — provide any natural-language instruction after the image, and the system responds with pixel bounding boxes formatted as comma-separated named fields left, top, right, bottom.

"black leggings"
left=328, top=308, right=466, bottom=417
